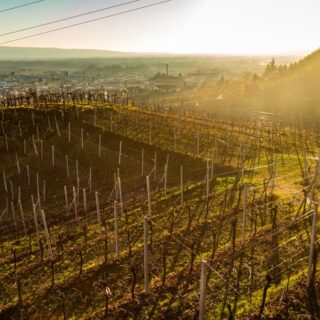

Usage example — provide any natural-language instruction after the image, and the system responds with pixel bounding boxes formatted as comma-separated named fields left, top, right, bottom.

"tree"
left=217, top=75, right=225, bottom=86
left=264, top=58, right=277, bottom=76
left=252, top=73, right=259, bottom=81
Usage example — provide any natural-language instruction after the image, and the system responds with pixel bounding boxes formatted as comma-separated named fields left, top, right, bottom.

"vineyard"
left=0, top=91, right=320, bottom=319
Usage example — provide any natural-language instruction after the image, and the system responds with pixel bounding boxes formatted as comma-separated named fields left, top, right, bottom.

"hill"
left=0, top=97, right=318, bottom=319
left=262, top=48, right=320, bottom=99
left=237, top=48, right=320, bottom=121
left=0, top=46, right=137, bottom=60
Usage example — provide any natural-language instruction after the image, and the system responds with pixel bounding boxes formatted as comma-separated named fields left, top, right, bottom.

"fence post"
left=73, top=186, right=78, bottom=221
left=5, top=134, right=9, bottom=152
left=16, top=154, right=20, bottom=175
left=144, top=216, right=149, bottom=293
left=119, top=141, right=122, bottom=166
left=76, top=159, right=79, bottom=183
left=3, top=171, right=7, bottom=193
left=199, top=259, right=207, bottom=320
left=40, top=210, right=53, bottom=260
left=64, top=186, right=69, bottom=218
left=242, top=184, right=247, bottom=247
left=51, top=145, right=55, bottom=167
left=141, top=148, right=144, bottom=176
left=26, top=165, right=30, bottom=185
left=164, top=163, right=168, bottom=197
left=206, top=160, right=210, bottom=199
left=32, top=203, right=40, bottom=247
left=36, top=173, right=41, bottom=209
left=118, top=176, right=124, bottom=215
left=11, top=201, right=17, bottom=230
left=81, top=128, right=84, bottom=150
left=154, top=151, right=157, bottom=182
left=65, top=155, right=69, bottom=178
left=114, top=201, right=119, bottom=259
left=149, top=123, right=152, bottom=144
left=55, top=116, right=61, bottom=137
left=147, top=175, right=151, bottom=216
left=40, top=140, right=43, bottom=159
left=95, top=191, right=102, bottom=238
left=180, top=165, right=184, bottom=206
left=18, top=198, right=26, bottom=236
left=89, top=167, right=92, bottom=193
left=307, top=202, right=318, bottom=287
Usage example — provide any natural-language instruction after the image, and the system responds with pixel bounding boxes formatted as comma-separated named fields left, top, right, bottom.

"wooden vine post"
left=206, top=159, right=210, bottom=199
left=114, top=201, right=119, bottom=259
left=81, top=128, right=84, bottom=150
left=242, top=184, right=247, bottom=247
left=95, top=191, right=102, bottom=238
left=143, top=216, right=149, bottom=294
left=147, top=175, right=151, bottom=216
left=89, top=167, right=92, bottom=193
left=73, top=186, right=78, bottom=221
left=199, top=259, right=207, bottom=320
left=180, top=165, right=184, bottom=206
left=307, top=201, right=318, bottom=287
left=164, top=163, right=168, bottom=197
left=40, top=210, right=53, bottom=260
left=26, top=165, right=30, bottom=185
left=65, top=155, right=70, bottom=178
left=154, top=152, right=157, bottom=182
left=3, top=170, right=7, bottom=193
left=98, top=134, right=101, bottom=158
left=32, top=203, right=40, bottom=248
left=118, top=177, right=124, bottom=215
left=83, top=188, right=87, bottom=221
left=118, top=141, right=122, bottom=166
left=141, top=148, right=144, bottom=176
left=51, top=145, right=55, bottom=167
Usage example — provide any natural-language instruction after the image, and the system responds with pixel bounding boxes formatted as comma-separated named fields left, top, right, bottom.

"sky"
left=0, top=0, right=319, bottom=55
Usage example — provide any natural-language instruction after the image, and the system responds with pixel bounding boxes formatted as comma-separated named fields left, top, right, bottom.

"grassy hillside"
left=0, top=95, right=319, bottom=319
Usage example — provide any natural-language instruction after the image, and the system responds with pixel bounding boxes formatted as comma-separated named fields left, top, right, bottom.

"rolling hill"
left=0, top=46, right=136, bottom=60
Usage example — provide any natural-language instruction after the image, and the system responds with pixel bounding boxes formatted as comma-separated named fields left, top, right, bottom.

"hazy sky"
left=0, top=0, right=319, bottom=55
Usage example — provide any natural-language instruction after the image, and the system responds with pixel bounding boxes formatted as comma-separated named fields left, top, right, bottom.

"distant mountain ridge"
left=0, top=46, right=136, bottom=60
left=0, top=46, right=304, bottom=61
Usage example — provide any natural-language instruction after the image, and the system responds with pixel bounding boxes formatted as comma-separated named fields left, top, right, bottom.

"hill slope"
left=241, top=48, right=320, bottom=121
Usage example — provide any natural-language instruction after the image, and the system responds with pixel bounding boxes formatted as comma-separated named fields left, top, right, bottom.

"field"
left=0, top=91, right=320, bottom=320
